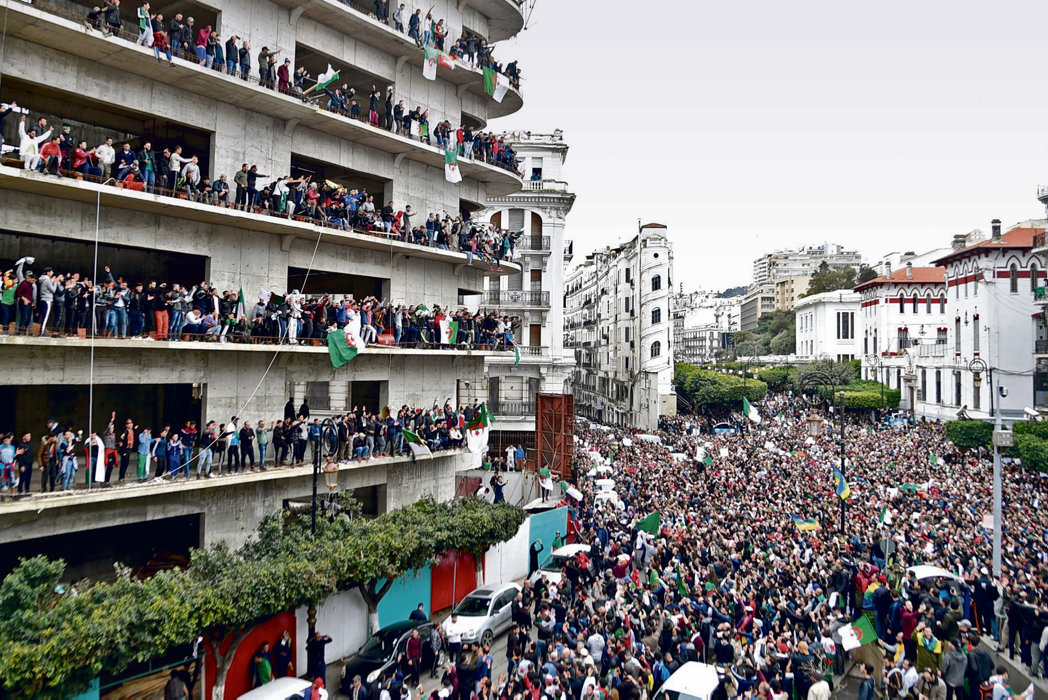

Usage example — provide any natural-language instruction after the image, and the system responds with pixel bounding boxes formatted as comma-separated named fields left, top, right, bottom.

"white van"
left=651, top=662, right=721, bottom=700
left=237, top=677, right=320, bottom=700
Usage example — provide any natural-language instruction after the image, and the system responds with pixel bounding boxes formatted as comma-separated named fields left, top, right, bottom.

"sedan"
left=440, top=582, right=520, bottom=647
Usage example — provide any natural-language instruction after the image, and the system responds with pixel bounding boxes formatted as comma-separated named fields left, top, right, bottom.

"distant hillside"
left=715, top=286, right=747, bottom=298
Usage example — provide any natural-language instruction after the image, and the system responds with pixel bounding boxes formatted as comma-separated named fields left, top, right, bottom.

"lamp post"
left=799, top=361, right=848, bottom=533
left=866, top=353, right=884, bottom=411
left=969, top=357, right=1002, bottom=576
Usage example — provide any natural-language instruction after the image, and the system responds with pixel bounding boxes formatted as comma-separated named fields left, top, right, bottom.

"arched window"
left=651, top=307, right=662, bottom=325
left=899, top=295, right=905, bottom=314
left=651, top=275, right=662, bottom=292
left=925, top=293, right=932, bottom=314
left=651, top=341, right=661, bottom=358
left=912, top=294, right=918, bottom=313
left=1010, top=264, right=1019, bottom=293
left=1032, top=262, right=1040, bottom=292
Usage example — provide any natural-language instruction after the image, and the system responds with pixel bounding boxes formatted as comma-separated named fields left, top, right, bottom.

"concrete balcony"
left=518, top=235, right=552, bottom=253
left=265, top=0, right=524, bottom=117
left=1037, top=339, right=1048, bottom=355
left=0, top=165, right=521, bottom=277
left=480, top=290, right=550, bottom=308
left=564, top=240, right=574, bottom=264
left=486, top=345, right=547, bottom=364
left=3, top=0, right=523, bottom=195
left=0, top=334, right=512, bottom=358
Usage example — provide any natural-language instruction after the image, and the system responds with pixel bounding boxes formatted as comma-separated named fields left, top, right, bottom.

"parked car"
left=440, top=582, right=520, bottom=647
left=651, top=662, right=721, bottom=700
left=237, top=677, right=316, bottom=700
left=339, top=619, right=440, bottom=693
left=528, top=543, right=591, bottom=586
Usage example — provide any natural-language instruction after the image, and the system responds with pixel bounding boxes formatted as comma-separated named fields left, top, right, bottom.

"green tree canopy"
left=802, top=261, right=859, bottom=297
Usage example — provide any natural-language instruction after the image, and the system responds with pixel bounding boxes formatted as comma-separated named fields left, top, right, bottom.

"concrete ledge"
left=0, top=334, right=511, bottom=358
left=0, top=166, right=522, bottom=277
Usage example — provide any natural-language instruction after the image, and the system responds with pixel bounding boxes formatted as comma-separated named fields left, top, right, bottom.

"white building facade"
left=476, top=130, right=576, bottom=432
left=793, top=291, right=862, bottom=362
left=565, top=224, right=676, bottom=429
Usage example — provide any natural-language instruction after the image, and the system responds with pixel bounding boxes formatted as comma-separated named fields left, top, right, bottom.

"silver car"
left=440, top=582, right=520, bottom=647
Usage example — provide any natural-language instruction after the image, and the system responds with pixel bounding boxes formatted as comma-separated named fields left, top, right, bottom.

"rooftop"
left=933, top=226, right=1046, bottom=266
left=853, top=267, right=946, bottom=291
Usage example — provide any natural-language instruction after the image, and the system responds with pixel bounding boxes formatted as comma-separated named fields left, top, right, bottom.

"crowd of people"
left=0, top=103, right=523, bottom=270
left=375, top=396, right=1046, bottom=700
left=0, top=256, right=523, bottom=347
left=0, top=398, right=495, bottom=496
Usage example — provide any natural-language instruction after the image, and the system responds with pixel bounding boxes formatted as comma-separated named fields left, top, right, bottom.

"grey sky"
left=492, top=0, right=1048, bottom=291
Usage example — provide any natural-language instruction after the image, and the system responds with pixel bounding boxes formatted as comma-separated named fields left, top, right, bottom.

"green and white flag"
left=482, top=66, right=510, bottom=103
left=235, top=288, right=246, bottom=320
left=466, top=403, right=491, bottom=453
left=444, top=149, right=462, bottom=183
left=439, top=318, right=459, bottom=344
left=878, top=505, right=893, bottom=527
left=513, top=345, right=520, bottom=365
left=402, top=429, right=433, bottom=458
left=743, top=396, right=761, bottom=424
left=423, top=47, right=439, bottom=81
left=316, top=64, right=340, bottom=92
left=327, top=324, right=366, bottom=369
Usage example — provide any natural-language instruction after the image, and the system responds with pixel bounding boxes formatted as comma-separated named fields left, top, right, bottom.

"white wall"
left=295, top=588, right=370, bottom=673
left=484, top=519, right=529, bottom=584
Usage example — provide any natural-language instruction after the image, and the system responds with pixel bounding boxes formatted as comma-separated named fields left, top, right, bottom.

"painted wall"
left=430, top=550, right=479, bottom=612
left=204, top=610, right=298, bottom=700
left=377, top=567, right=433, bottom=627
left=525, top=507, right=568, bottom=569
left=295, top=588, right=369, bottom=676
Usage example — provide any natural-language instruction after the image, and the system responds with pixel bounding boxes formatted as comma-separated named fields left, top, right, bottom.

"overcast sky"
left=491, top=0, right=1048, bottom=292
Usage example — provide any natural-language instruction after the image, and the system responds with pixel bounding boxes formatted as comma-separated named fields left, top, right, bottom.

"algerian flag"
left=437, top=52, right=456, bottom=70
left=929, top=454, right=940, bottom=465
left=637, top=511, right=660, bottom=535
left=743, top=396, right=761, bottom=424
left=92, top=434, right=106, bottom=483
left=444, top=150, right=462, bottom=184
left=327, top=324, right=366, bottom=369
left=402, top=429, right=433, bottom=458
left=482, top=66, right=510, bottom=103
left=840, top=614, right=878, bottom=651
left=878, top=505, right=893, bottom=527
left=410, top=120, right=421, bottom=137
left=316, top=64, right=340, bottom=92
left=676, top=565, right=689, bottom=597
left=439, top=318, right=459, bottom=344
left=423, top=47, right=439, bottom=81
left=235, top=288, right=246, bottom=320
left=466, top=403, right=491, bottom=453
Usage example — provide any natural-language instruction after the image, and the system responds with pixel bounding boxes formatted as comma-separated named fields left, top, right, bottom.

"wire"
left=0, top=0, right=9, bottom=95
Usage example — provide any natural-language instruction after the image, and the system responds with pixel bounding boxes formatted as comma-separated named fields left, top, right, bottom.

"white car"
left=529, top=543, right=591, bottom=586
left=594, top=490, right=621, bottom=508
left=651, top=662, right=721, bottom=700
left=237, top=677, right=319, bottom=700
left=441, top=582, right=520, bottom=647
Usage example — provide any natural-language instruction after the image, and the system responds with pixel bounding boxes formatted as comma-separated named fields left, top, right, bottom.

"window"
left=508, top=208, right=525, bottom=232
left=912, top=294, right=918, bottom=313
left=940, top=294, right=946, bottom=310
left=1033, top=263, right=1040, bottom=292
left=973, top=376, right=981, bottom=410
left=899, top=328, right=910, bottom=349
left=1010, top=264, right=1019, bottom=293
left=651, top=307, right=661, bottom=325
left=625, top=268, right=631, bottom=284
left=873, top=330, right=878, bottom=354
left=973, top=320, right=980, bottom=353
left=836, top=311, right=854, bottom=340
left=920, top=369, right=927, bottom=401
left=926, top=294, right=932, bottom=314
left=651, top=274, right=662, bottom=292
left=864, top=333, right=869, bottom=355
left=954, top=371, right=962, bottom=406
left=899, top=295, right=905, bottom=314
left=955, top=318, right=961, bottom=353
left=651, top=341, right=661, bottom=358
left=936, top=328, right=947, bottom=345
left=935, top=370, right=942, bottom=404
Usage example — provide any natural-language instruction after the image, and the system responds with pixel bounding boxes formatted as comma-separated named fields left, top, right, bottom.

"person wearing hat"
left=278, top=57, right=292, bottom=93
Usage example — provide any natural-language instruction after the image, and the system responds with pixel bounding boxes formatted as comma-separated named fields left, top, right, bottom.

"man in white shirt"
left=96, top=137, right=115, bottom=179
left=505, top=444, right=515, bottom=470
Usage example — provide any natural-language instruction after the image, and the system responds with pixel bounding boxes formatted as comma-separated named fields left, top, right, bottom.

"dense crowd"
left=396, top=396, right=1046, bottom=700
left=0, top=255, right=522, bottom=346
left=0, top=398, right=491, bottom=496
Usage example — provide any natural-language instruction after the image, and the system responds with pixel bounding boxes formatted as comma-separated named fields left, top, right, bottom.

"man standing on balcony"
left=393, top=3, right=405, bottom=32
left=136, top=3, right=153, bottom=47
left=96, top=138, right=115, bottom=180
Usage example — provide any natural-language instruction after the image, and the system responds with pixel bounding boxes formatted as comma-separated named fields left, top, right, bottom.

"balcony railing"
left=1037, top=339, right=1048, bottom=354
left=493, top=400, right=535, bottom=417
left=520, top=235, right=551, bottom=251
left=482, top=290, right=550, bottom=307
left=916, top=344, right=948, bottom=357
left=521, top=179, right=569, bottom=192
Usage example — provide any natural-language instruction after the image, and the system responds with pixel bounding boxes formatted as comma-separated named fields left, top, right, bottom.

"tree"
left=801, top=262, right=858, bottom=297
left=678, top=366, right=767, bottom=409
left=944, top=420, right=993, bottom=450
left=857, top=264, right=878, bottom=284
left=793, top=360, right=856, bottom=405
left=0, top=498, right=527, bottom=698
left=770, top=329, right=795, bottom=355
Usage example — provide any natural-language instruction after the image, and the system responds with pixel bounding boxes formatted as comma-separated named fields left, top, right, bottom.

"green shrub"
left=757, top=367, right=794, bottom=391
left=1013, top=421, right=1048, bottom=441
left=1016, top=433, right=1048, bottom=472
left=945, top=420, right=993, bottom=450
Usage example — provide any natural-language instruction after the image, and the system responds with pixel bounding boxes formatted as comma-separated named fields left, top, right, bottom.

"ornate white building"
left=564, top=224, right=676, bottom=429
left=474, top=130, right=576, bottom=437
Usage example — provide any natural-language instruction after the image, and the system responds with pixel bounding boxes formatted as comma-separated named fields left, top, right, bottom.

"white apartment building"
left=671, top=292, right=739, bottom=363
left=793, top=290, right=862, bottom=362
left=740, top=285, right=775, bottom=331
left=565, top=224, right=676, bottom=429
left=476, top=130, right=576, bottom=436
left=752, top=243, right=863, bottom=286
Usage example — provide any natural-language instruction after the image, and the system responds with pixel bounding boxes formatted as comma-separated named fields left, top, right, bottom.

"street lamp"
left=799, top=364, right=848, bottom=533
left=969, top=357, right=1002, bottom=576
left=866, top=354, right=884, bottom=409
